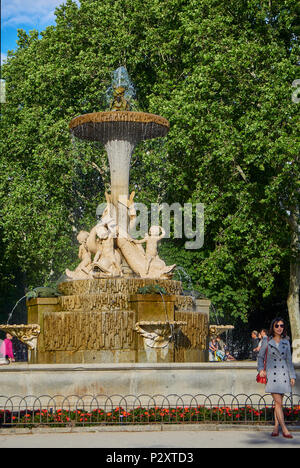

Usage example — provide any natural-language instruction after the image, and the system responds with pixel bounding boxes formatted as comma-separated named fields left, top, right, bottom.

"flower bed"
left=0, top=405, right=299, bottom=428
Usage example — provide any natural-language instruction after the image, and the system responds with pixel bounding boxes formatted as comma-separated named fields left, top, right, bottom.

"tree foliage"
left=0, top=0, right=299, bottom=327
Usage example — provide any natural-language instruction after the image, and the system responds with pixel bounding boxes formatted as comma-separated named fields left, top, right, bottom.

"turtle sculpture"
left=26, top=287, right=61, bottom=299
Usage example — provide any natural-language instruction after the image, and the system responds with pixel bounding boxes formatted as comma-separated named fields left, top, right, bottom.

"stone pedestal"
left=131, top=294, right=177, bottom=363
left=25, top=279, right=209, bottom=364
left=130, top=294, right=175, bottom=322
left=26, top=297, right=60, bottom=364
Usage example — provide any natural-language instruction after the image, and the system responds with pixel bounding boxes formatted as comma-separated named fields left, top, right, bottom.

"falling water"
left=210, top=302, right=220, bottom=325
left=158, top=291, right=175, bottom=344
left=53, top=273, right=68, bottom=285
left=175, top=266, right=193, bottom=290
left=159, top=291, right=169, bottom=323
left=7, top=295, right=27, bottom=325
left=175, top=265, right=200, bottom=308
left=105, top=66, right=136, bottom=111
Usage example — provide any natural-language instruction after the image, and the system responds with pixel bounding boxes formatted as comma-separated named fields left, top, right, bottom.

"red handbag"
left=256, top=339, right=269, bottom=384
left=256, top=373, right=267, bottom=384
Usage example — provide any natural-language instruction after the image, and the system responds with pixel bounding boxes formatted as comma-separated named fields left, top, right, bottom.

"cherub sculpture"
left=117, top=225, right=176, bottom=279
left=132, top=226, right=167, bottom=274
left=133, top=226, right=176, bottom=277
left=110, top=86, right=130, bottom=111
left=66, top=231, right=93, bottom=280
left=92, top=224, right=122, bottom=277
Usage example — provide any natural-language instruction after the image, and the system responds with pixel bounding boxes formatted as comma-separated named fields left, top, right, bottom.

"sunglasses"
left=274, top=324, right=284, bottom=329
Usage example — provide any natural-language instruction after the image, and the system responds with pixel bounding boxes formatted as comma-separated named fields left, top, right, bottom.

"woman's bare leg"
left=272, top=393, right=290, bottom=435
left=274, top=406, right=279, bottom=433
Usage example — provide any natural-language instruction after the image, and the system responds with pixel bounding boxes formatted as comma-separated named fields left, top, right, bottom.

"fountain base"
left=25, top=278, right=210, bottom=364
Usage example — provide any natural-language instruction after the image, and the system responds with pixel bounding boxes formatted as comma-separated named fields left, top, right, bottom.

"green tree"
left=153, top=0, right=300, bottom=357
left=0, top=0, right=299, bottom=357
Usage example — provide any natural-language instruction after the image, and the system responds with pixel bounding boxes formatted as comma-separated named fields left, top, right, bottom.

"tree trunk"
left=287, top=208, right=300, bottom=363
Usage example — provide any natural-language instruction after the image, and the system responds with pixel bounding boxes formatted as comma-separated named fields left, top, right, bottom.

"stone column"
left=105, top=139, right=136, bottom=235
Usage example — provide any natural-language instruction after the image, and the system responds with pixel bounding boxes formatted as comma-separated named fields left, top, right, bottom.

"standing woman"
left=258, top=317, right=296, bottom=439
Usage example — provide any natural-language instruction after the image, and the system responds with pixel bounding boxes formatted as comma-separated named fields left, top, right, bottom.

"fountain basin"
left=0, top=324, right=40, bottom=350
left=2, top=362, right=299, bottom=403
left=69, top=111, right=170, bottom=143
left=135, top=321, right=187, bottom=348
left=209, top=325, right=235, bottom=337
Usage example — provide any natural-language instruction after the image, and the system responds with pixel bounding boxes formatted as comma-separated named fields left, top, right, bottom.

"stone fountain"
left=2, top=69, right=293, bottom=400
left=5, top=68, right=211, bottom=365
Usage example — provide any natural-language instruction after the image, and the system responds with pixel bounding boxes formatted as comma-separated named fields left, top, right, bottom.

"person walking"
left=215, top=336, right=226, bottom=361
left=257, top=329, right=268, bottom=353
left=0, top=333, right=15, bottom=363
left=208, top=338, right=218, bottom=361
left=257, top=317, right=296, bottom=439
left=251, top=330, right=260, bottom=360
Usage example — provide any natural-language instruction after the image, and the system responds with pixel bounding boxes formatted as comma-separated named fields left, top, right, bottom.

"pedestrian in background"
left=0, top=333, right=15, bottom=363
left=251, top=330, right=260, bottom=360
left=209, top=338, right=218, bottom=361
left=215, top=336, right=226, bottom=361
left=257, top=329, right=268, bottom=353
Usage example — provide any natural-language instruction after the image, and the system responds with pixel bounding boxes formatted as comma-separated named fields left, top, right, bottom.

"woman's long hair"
left=268, top=317, right=288, bottom=338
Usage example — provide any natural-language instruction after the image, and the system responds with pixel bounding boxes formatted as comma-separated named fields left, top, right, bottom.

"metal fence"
left=0, top=393, right=299, bottom=427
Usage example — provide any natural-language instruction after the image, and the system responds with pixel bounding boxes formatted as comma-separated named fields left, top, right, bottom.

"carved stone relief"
left=43, top=310, right=136, bottom=351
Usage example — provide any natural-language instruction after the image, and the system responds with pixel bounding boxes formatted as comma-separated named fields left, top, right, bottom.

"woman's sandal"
left=271, top=430, right=279, bottom=437
left=282, top=432, right=293, bottom=439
